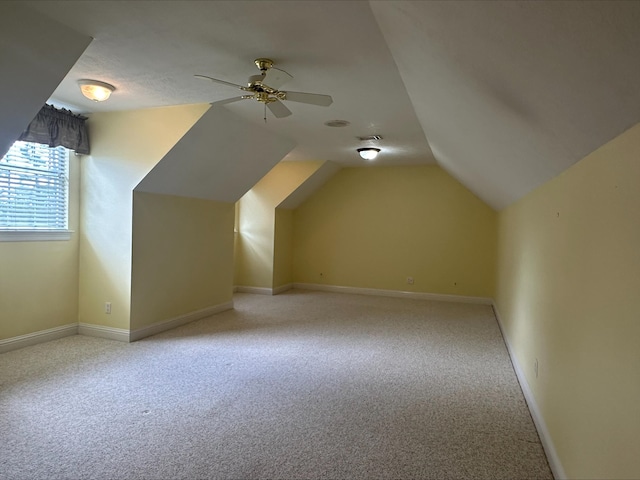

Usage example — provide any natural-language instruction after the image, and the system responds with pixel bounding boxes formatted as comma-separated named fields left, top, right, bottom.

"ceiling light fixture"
left=78, top=79, right=115, bottom=102
left=357, top=147, right=381, bottom=161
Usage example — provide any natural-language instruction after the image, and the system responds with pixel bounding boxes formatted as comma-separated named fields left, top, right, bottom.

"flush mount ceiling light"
left=78, top=79, right=115, bottom=102
left=357, top=147, right=381, bottom=160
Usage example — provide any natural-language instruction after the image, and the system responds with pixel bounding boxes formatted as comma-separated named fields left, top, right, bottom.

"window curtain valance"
left=19, top=104, right=90, bottom=154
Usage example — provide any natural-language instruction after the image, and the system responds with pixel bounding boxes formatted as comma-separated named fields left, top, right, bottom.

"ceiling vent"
left=357, top=135, right=383, bottom=141
left=324, top=120, right=351, bottom=127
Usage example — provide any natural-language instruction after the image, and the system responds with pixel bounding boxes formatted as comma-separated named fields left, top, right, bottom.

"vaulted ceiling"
left=8, top=1, right=640, bottom=210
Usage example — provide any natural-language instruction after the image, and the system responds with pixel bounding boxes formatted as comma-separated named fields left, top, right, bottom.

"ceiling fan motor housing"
left=247, top=74, right=266, bottom=88
left=254, top=58, right=274, bottom=72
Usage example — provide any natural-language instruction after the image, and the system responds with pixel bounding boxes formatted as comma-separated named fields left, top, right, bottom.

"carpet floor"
left=0, top=290, right=553, bottom=479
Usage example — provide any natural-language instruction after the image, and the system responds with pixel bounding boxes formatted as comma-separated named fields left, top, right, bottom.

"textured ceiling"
left=136, top=107, right=295, bottom=203
left=21, top=0, right=433, bottom=169
left=0, top=4, right=90, bottom=159
left=371, top=1, right=640, bottom=209
left=15, top=1, right=640, bottom=210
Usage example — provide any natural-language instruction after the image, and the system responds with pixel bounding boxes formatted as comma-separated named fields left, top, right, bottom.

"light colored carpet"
left=0, top=290, right=553, bottom=479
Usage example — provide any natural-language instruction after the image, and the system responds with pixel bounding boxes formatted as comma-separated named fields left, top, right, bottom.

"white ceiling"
left=22, top=0, right=433, bottom=169
left=17, top=1, right=640, bottom=210
left=371, top=1, right=640, bottom=208
left=136, top=107, right=295, bottom=203
left=0, top=4, right=91, bottom=159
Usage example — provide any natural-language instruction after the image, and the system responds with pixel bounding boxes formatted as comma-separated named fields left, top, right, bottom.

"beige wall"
left=79, top=104, right=208, bottom=329
left=235, top=186, right=275, bottom=289
left=130, top=192, right=234, bottom=331
left=235, top=161, right=323, bottom=289
left=293, top=165, right=497, bottom=297
left=495, top=124, right=640, bottom=479
left=273, top=208, right=294, bottom=288
left=0, top=153, right=80, bottom=340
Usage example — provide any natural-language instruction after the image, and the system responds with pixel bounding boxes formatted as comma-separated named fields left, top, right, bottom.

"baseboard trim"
left=292, top=283, right=493, bottom=305
left=78, top=323, right=130, bottom=343
left=0, top=323, right=78, bottom=354
left=235, top=284, right=294, bottom=295
left=236, top=286, right=273, bottom=295
left=273, top=283, right=293, bottom=295
left=492, top=303, right=566, bottom=480
left=129, top=301, right=234, bottom=342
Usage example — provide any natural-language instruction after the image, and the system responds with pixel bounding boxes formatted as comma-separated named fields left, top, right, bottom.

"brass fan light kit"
left=196, top=58, right=333, bottom=119
left=197, top=57, right=383, bottom=159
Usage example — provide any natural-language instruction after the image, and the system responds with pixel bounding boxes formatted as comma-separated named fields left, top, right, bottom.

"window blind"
left=0, top=141, right=68, bottom=230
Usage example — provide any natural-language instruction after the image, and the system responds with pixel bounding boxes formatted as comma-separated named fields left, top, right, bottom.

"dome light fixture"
left=78, top=79, right=115, bottom=102
left=357, top=147, right=381, bottom=161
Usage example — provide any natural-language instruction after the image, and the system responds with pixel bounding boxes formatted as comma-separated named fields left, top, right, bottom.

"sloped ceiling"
left=0, top=5, right=91, bottom=158
left=21, top=0, right=434, bottom=169
left=12, top=1, right=640, bottom=210
left=371, top=1, right=640, bottom=209
left=279, top=162, right=342, bottom=210
left=136, top=107, right=295, bottom=203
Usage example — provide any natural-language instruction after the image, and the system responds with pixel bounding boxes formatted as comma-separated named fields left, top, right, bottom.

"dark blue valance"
left=19, top=104, right=89, bottom=154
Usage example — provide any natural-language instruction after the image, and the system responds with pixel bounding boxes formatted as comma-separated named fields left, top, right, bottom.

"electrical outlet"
left=105, top=302, right=112, bottom=314
left=407, top=277, right=414, bottom=285
left=534, top=358, right=539, bottom=378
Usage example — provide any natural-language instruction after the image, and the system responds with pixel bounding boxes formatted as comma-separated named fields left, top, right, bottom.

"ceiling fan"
left=195, top=58, right=333, bottom=118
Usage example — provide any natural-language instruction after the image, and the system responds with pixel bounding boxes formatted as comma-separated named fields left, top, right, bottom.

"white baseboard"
left=1, top=301, right=236, bottom=351
left=78, top=323, right=130, bottom=343
left=292, top=283, right=493, bottom=305
left=273, top=283, right=293, bottom=295
left=0, top=323, right=78, bottom=354
left=235, top=284, right=294, bottom=295
left=235, top=286, right=273, bottom=295
left=236, top=285, right=273, bottom=295
left=492, top=303, right=566, bottom=480
left=129, top=301, right=234, bottom=342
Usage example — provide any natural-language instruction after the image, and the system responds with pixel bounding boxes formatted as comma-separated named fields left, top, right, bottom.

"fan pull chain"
left=264, top=104, right=267, bottom=123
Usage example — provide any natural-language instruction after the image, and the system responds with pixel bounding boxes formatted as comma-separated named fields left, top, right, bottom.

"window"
left=0, top=141, right=70, bottom=241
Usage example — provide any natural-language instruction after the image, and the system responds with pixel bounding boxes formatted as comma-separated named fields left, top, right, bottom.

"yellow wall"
left=495, top=124, right=640, bottom=480
left=235, top=188, right=274, bottom=289
left=235, top=161, right=323, bottom=289
left=130, top=192, right=234, bottom=330
left=293, top=165, right=497, bottom=297
left=0, top=153, right=80, bottom=339
left=79, top=104, right=208, bottom=329
left=273, top=208, right=294, bottom=288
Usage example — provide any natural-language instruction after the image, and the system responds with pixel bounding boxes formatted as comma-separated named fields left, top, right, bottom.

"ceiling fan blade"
left=262, top=68, right=293, bottom=90
left=210, top=96, right=249, bottom=106
left=283, top=91, right=333, bottom=107
left=194, top=74, right=245, bottom=89
left=267, top=100, right=292, bottom=118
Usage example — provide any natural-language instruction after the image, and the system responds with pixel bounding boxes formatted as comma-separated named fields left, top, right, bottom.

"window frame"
left=0, top=141, right=73, bottom=242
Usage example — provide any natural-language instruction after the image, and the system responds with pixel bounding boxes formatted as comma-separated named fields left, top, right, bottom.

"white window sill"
left=0, top=230, right=74, bottom=242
